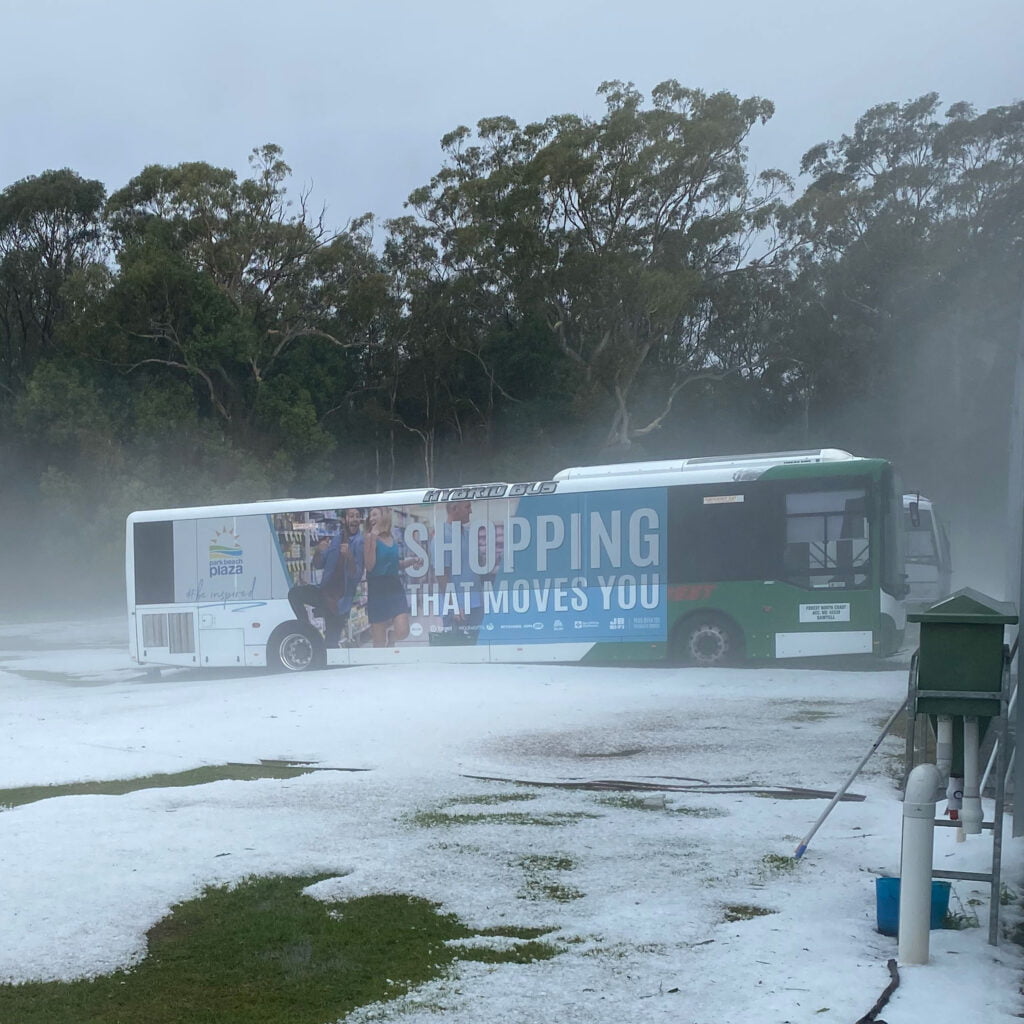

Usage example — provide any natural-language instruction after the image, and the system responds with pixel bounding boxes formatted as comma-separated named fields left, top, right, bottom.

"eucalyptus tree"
left=783, top=94, right=1024, bottom=482
left=100, top=145, right=386, bottom=462
left=0, top=168, right=106, bottom=406
left=382, top=203, right=548, bottom=484
left=391, top=80, right=791, bottom=456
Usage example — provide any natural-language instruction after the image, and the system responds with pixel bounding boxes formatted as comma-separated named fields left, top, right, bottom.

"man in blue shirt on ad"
left=433, top=499, right=486, bottom=645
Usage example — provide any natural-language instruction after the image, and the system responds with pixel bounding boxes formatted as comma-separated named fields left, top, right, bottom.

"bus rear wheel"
left=267, top=621, right=325, bottom=673
left=674, top=615, right=742, bottom=667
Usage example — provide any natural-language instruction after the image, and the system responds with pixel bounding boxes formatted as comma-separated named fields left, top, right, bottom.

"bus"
left=126, top=448, right=908, bottom=672
left=902, top=493, right=953, bottom=612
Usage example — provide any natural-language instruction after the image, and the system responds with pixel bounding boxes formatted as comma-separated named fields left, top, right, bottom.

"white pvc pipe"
left=935, top=715, right=954, bottom=784
left=961, top=716, right=983, bottom=835
left=899, top=763, right=942, bottom=965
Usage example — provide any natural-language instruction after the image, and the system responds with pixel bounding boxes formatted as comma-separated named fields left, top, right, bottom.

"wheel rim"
left=278, top=631, right=315, bottom=671
left=688, top=623, right=728, bottom=666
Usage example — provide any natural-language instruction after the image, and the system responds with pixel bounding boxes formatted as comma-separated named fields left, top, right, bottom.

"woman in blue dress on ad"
left=363, top=506, right=422, bottom=647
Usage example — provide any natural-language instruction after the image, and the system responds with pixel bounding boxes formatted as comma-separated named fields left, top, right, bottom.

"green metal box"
left=908, top=588, right=1016, bottom=718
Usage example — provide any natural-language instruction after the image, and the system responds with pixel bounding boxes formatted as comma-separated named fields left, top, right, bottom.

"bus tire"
left=673, top=614, right=743, bottom=667
left=267, top=621, right=325, bottom=673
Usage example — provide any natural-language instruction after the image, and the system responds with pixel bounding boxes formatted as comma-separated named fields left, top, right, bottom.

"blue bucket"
left=875, top=877, right=951, bottom=935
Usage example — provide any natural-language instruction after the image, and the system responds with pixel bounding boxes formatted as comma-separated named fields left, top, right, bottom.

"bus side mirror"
left=908, top=500, right=920, bottom=528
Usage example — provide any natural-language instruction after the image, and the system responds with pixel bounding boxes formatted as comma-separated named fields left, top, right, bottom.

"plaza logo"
left=209, top=528, right=244, bottom=577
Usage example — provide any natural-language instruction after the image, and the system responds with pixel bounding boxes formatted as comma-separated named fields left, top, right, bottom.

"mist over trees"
left=1, top=83, right=1021, bottom=606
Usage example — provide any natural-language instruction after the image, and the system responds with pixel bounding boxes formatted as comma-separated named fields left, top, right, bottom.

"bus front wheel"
left=267, top=621, right=325, bottom=673
left=673, top=615, right=743, bottom=667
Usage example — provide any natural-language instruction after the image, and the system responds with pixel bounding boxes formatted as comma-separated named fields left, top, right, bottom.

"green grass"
left=0, top=764, right=337, bottom=809
left=760, top=853, right=798, bottom=874
left=407, top=794, right=598, bottom=829
left=444, top=792, right=538, bottom=805
left=944, top=886, right=981, bottom=930
left=410, top=809, right=598, bottom=827
left=594, top=794, right=728, bottom=817
left=516, top=854, right=575, bottom=873
left=722, top=903, right=777, bottom=922
left=514, top=854, right=584, bottom=903
left=0, top=874, right=561, bottom=1024
left=519, top=881, right=585, bottom=902
left=671, top=805, right=729, bottom=818
left=594, top=794, right=665, bottom=811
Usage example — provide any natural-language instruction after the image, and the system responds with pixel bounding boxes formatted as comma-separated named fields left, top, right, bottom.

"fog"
left=818, top=280, right=1020, bottom=604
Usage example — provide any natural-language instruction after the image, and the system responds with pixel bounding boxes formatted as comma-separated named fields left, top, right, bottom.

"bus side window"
left=783, top=487, right=869, bottom=590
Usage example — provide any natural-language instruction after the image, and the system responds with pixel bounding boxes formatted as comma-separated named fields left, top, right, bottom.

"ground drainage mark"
left=460, top=774, right=865, bottom=801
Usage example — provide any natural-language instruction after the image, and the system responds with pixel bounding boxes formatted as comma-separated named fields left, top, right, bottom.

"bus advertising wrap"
left=168, top=489, right=667, bottom=649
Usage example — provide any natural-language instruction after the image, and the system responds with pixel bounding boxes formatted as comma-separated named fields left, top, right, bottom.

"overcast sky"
left=3, top=0, right=1021, bottom=227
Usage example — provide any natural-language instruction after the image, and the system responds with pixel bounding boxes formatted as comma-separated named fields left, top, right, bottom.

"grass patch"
left=456, top=940, right=562, bottom=963
left=594, top=793, right=672, bottom=812
left=944, top=887, right=981, bottom=930
left=516, top=854, right=575, bottom=873
left=477, top=925, right=553, bottom=939
left=723, top=903, right=777, bottom=922
left=670, top=804, right=729, bottom=818
left=594, top=794, right=728, bottom=817
left=0, top=874, right=560, bottom=1024
left=408, top=794, right=597, bottom=829
left=760, top=853, right=798, bottom=874
left=519, top=881, right=585, bottom=903
left=582, top=941, right=667, bottom=958
left=0, top=764, right=337, bottom=810
left=514, top=854, right=584, bottom=903
left=409, top=810, right=596, bottom=828
left=445, top=792, right=538, bottom=805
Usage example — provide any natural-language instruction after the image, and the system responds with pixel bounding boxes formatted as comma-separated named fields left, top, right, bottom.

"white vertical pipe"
left=899, top=763, right=942, bottom=965
left=935, top=716, right=954, bottom=784
left=961, top=716, right=983, bottom=835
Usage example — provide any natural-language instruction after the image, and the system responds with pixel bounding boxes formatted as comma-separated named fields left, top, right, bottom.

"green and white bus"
left=126, top=448, right=907, bottom=672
